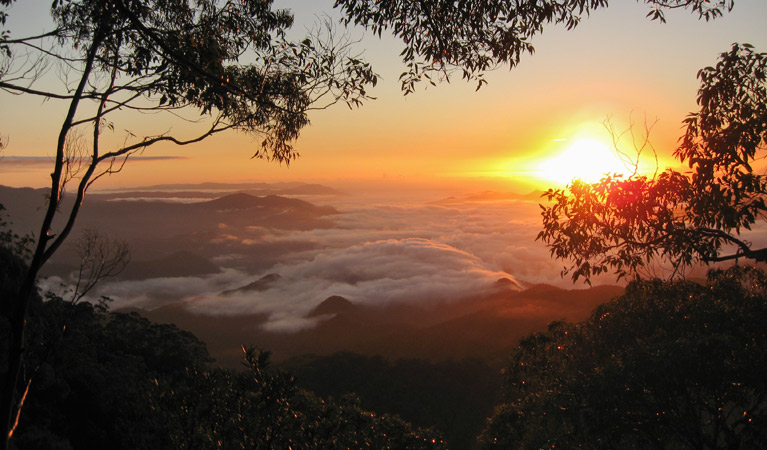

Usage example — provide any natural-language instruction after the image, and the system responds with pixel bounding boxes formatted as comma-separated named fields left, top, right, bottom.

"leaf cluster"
left=479, top=265, right=767, bottom=449
left=1, top=0, right=377, bottom=163
left=0, top=0, right=14, bottom=58
left=0, top=204, right=32, bottom=263
left=643, top=0, right=733, bottom=22
left=678, top=43, right=767, bottom=233
left=538, top=44, right=767, bottom=283
left=333, top=0, right=733, bottom=93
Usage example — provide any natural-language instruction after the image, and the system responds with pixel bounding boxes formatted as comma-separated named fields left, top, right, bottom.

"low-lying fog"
left=7, top=182, right=619, bottom=333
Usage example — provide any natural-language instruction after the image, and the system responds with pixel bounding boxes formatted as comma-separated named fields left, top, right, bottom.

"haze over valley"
left=2, top=0, right=766, bottom=448
left=1, top=181, right=634, bottom=448
left=1, top=182, right=623, bottom=365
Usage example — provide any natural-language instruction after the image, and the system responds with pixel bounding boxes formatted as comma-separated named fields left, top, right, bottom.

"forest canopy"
left=479, top=265, right=767, bottom=449
left=0, top=257, right=447, bottom=450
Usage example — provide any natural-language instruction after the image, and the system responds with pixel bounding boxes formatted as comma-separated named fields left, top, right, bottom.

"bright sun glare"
left=538, top=139, right=627, bottom=185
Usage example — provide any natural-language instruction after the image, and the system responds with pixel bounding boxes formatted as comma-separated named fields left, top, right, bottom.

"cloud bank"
left=84, top=191, right=604, bottom=331
left=184, top=237, right=514, bottom=331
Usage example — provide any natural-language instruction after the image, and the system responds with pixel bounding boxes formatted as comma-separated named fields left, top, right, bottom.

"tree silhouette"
left=0, top=0, right=750, bottom=446
left=538, top=44, right=767, bottom=283
left=4, top=288, right=447, bottom=449
left=0, top=0, right=376, bottom=446
left=479, top=265, right=767, bottom=449
left=334, top=0, right=734, bottom=93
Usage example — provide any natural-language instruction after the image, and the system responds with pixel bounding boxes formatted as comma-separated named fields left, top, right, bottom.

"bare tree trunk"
left=0, top=31, right=103, bottom=450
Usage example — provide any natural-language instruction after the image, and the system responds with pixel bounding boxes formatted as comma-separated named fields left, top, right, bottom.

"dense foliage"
left=334, top=0, right=734, bottom=92
left=538, top=44, right=767, bottom=282
left=1, top=210, right=444, bottom=449
left=286, top=353, right=502, bottom=450
left=0, top=1, right=377, bottom=442
left=479, top=265, right=767, bottom=449
left=2, top=1, right=759, bottom=448
left=2, top=0, right=376, bottom=163
left=1, top=289, right=446, bottom=450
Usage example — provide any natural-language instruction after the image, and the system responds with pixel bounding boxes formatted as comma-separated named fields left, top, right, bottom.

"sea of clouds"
left=43, top=190, right=619, bottom=331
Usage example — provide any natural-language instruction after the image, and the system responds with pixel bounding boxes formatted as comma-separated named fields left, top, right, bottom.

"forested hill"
left=131, top=282, right=625, bottom=367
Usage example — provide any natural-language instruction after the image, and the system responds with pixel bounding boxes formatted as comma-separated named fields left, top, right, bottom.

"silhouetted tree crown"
left=334, top=0, right=734, bottom=92
left=538, top=43, right=767, bottom=282
left=479, top=265, right=767, bottom=449
left=0, top=0, right=753, bottom=447
left=0, top=0, right=376, bottom=444
left=5, top=288, right=447, bottom=450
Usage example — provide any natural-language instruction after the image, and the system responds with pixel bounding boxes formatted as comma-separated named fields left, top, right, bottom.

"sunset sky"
left=4, top=4, right=767, bottom=447
left=1, top=0, right=766, bottom=192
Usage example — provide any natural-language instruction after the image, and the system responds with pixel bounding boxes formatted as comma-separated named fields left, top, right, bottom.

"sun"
left=537, top=138, right=627, bottom=185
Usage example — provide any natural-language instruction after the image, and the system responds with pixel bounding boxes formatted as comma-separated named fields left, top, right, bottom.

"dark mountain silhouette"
left=0, top=185, right=339, bottom=279
left=116, top=181, right=342, bottom=195
left=222, top=273, right=281, bottom=295
left=91, top=190, right=228, bottom=201
left=308, top=296, right=356, bottom=317
left=516, top=283, right=624, bottom=306
left=0, top=185, right=50, bottom=234
left=0, top=185, right=338, bottom=236
left=493, top=277, right=520, bottom=290
left=199, top=193, right=281, bottom=210
left=198, top=193, right=337, bottom=216
left=86, top=182, right=342, bottom=202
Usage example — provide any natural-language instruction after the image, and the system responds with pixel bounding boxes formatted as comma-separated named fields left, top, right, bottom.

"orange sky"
left=1, top=0, right=766, bottom=192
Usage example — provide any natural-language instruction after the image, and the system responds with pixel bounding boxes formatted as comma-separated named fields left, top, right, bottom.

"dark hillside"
left=284, top=353, right=502, bottom=450
left=132, top=283, right=624, bottom=368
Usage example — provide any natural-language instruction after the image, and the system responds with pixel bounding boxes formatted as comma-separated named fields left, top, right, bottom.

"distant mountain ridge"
left=0, top=185, right=339, bottom=280
left=429, top=190, right=545, bottom=205
left=98, top=181, right=342, bottom=196
left=309, top=296, right=356, bottom=317
left=0, top=185, right=338, bottom=229
left=222, top=273, right=282, bottom=295
left=198, top=193, right=337, bottom=214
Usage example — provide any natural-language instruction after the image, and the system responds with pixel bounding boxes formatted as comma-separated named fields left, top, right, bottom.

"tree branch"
left=0, top=29, right=61, bottom=45
left=0, top=81, right=96, bottom=99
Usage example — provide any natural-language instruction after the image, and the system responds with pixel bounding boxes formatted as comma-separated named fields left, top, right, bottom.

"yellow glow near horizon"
left=537, top=138, right=628, bottom=185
